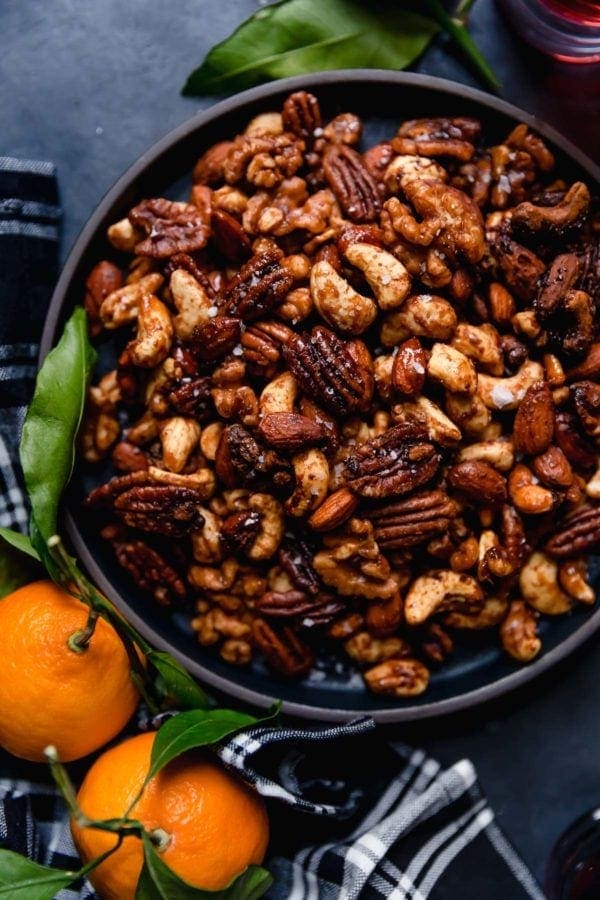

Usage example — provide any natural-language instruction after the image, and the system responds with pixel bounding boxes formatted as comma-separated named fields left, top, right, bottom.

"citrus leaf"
left=0, top=528, right=40, bottom=561
left=137, top=835, right=273, bottom=900
left=147, top=649, right=211, bottom=711
left=0, top=531, right=43, bottom=599
left=147, top=704, right=280, bottom=781
left=20, top=307, right=97, bottom=557
left=183, top=0, right=438, bottom=95
left=0, top=849, right=79, bottom=899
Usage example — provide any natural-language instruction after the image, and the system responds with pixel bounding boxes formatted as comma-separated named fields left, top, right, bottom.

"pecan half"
left=241, top=319, right=293, bottom=377
left=370, top=490, right=458, bottom=549
left=281, top=91, right=322, bottom=144
left=282, top=325, right=374, bottom=416
left=571, top=380, right=600, bottom=438
left=448, top=460, right=507, bottom=507
left=258, top=412, right=325, bottom=451
left=545, top=505, right=600, bottom=558
left=252, top=619, right=314, bottom=678
left=256, top=590, right=344, bottom=627
left=343, top=423, right=440, bottom=499
left=189, top=317, right=242, bottom=364
left=129, top=198, right=210, bottom=258
left=165, top=376, right=213, bottom=419
left=113, top=539, right=186, bottom=605
left=220, top=510, right=262, bottom=557
left=554, top=411, right=597, bottom=471
left=323, top=144, right=381, bottom=222
left=86, top=472, right=205, bottom=536
left=215, top=423, right=293, bottom=491
left=392, top=116, right=480, bottom=161
left=220, top=250, right=293, bottom=321
left=278, top=534, right=321, bottom=596
left=513, top=381, right=555, bottom=455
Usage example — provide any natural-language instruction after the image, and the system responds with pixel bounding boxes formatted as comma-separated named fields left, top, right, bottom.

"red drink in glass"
left=497, top=0, right=600, bottom=61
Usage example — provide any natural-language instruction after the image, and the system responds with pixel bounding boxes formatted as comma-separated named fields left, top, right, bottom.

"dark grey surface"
left=1, top=0, right=599, bottom=887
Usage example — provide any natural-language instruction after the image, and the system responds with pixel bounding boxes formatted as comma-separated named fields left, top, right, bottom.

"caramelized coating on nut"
left=82, top=92, right=598, bottom=699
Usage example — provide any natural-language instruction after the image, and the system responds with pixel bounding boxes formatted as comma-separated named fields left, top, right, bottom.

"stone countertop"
left=2, top=0, right=599, bottom=885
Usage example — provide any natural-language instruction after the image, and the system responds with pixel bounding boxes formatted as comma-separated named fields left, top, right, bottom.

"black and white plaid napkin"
left=0, top=156, right=546, bottom=900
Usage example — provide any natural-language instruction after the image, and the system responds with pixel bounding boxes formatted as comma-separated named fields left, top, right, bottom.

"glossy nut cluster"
left=81, top=93, right=599, bottom=698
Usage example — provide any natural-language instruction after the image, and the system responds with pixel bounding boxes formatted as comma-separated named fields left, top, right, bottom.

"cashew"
left=477, top=361, right=544, bottom=410
left=451, top=323, right=503, bottom=376
left=200, top=422, right=224, bottom=461
left=285, top=449, right=330, bottom=517
left=107, top=217, right=140, bottom=252
left=374, top=354, right=394, bottom=402
left=189, top=558, right=239, bottom=592
left=345, top=632, right=410, bottom=664
left=99, top=273, right=164, bottom=329
left=159, top=417, right=201, bottom=473
left=169, top=268, right=213, bottom=340
left=512, top=310, right=543, bottom=340
left=477, top=530, right=513, bottom=580
left=394, top=396, right=461, bottom=445
left=519, top=551, right=572, bottom=615
left=500, top=600, right=541, bottom=662
left=458, top=438, right=515, bottom=472
left=245, top=111, right=283, bottom=136
left=191, top=508, right=223, bottom=564
left=380, top=294, right=457, bottom=346
left=404, top=570, right=483, bottom=625
left=427, top=343, right=478, bottom=395
left=246, top=493, right=285, bottom=560
left=344, top=243, right=411, bottom=310
left=128, top=295, right=174, bottom=368
left=585, top=461, right=600, bottom=499
left=384, top=155, right=447, bottom=193
left=259, top=371, right=298, bottom=415
left=508, top=463, right=555, bottom=515
left=445, top=596, right=508, bottom=629
left=147, top=465, right=216, bottom=498
left=558, top=559, right=595, bottom=605
left=310, top=260, right=377, bottom=335
left=444, top=392, right=491, bottom=435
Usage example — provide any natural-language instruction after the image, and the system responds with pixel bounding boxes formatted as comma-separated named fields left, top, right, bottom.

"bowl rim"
left=41, top=69, right=600, bottom=723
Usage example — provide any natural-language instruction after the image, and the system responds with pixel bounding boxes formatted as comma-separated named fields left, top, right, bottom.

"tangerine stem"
left=149, top=827, right=172, bottom=852
left=67, top=608, right=99, bottom=652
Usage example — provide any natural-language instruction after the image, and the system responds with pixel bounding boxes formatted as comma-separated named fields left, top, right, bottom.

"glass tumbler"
left=497, top=0, right=600, bottom=62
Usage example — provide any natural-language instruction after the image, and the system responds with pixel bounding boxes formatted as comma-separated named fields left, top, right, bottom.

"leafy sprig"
left=0, top=306, right=277, bottom=897
left=182, top=0, right=500, bottom=97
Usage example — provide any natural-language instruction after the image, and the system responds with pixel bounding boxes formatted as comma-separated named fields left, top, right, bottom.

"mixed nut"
left=81, top=91, right=599, bottom=699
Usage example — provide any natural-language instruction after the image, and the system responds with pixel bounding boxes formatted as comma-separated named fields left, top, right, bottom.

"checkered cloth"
left=0, top=157, right=546, bottom=899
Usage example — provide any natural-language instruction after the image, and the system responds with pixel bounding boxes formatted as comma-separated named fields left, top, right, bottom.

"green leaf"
left=0, top=528, right=40, bottom=561
left=137, top=835, right=272, bottom=900
left=147, top=650, right=211, bottom=711
left=183, top=0, right=438, bottom=95
left=0, top=531, right=43, bottom=599
left=20, top=307, right=97, bottom=557
left=147, top=705, right=280, bottom=782
left=0, top=848, right=79, bottom=899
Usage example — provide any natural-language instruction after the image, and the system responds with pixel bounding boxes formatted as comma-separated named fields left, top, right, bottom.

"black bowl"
left=41, top=70, right=600, bottom=723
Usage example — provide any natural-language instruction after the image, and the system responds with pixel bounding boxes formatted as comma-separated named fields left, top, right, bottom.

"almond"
left=258, top=412, right=325, bottom=451
left=392, top=337, right=426, bottom=396
left=447, top=460, right=507, bottom=507
left=308, top=488, right=358, bottom=532
left=513, top=381, right=554, bottom=455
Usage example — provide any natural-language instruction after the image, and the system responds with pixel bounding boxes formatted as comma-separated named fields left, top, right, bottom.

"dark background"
left=1, top=0, right=599, bottom=887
